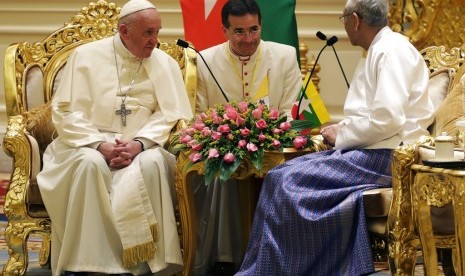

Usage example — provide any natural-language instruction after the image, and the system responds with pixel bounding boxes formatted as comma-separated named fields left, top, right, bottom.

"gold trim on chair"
left=411, top=165, right=460, bottom=275
left=5, top=0, right=120, bottom=118
left=3, top=115, right=52, bottom=275
left=387, top=43, right=465, bottom=274
left=387, top=143, right=421, bottom=275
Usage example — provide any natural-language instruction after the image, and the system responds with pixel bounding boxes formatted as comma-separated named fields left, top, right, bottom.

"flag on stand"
left=255, top=0, right=300, bottom=63
left=291, top=73, right=330, bottom=133
left=180, top=0, right=228, bottom=51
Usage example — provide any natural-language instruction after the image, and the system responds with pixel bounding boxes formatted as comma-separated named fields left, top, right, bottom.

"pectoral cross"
left=115, top=103, right=132, bottom=126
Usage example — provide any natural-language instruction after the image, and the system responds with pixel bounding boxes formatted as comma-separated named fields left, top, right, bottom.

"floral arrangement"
left=179, top=101, right=313, bottom=183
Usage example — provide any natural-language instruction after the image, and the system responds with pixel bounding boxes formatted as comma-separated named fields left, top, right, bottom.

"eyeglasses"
left=231, top=27, right=261, bottom=38
left=339, top=12, right=362, bottom=24
left=339, top=13, right=352, bottom=24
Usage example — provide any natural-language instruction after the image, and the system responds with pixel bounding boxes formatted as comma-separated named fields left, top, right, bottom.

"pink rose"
left=238, top=139, right=247, bottom=148
left=252, top=108, right=263, bottom=119
left=180, top=134, right=192, bottom=144
left=238, top=101, right=249, bottom=113
left=208, top=148, right=219, bottom=159
left=272, top=139, right=281, bottom=148
left=255, top=119, right=267, bottom=129
left=269, top=109, right=280, bottom=120
left=240, top=128, right=251, bottom=137
left=212, top=131, right=222, bottom=141
left=224, top=107, right=238, bottom=120
left=213, top=115, right=223, bottom=124
left=183, top=127, right=195, bottom=136
left=247, top=143, right=258, bottom=152
left=193, top=121, right=206, bottom=130
left=257, top=103, right=265, bottom=111
left=199, top=112, right=208, bottom=121
left=189, top=152, right=202, bottom=162
left=223, top=153, right=235, bottom=163
left=272, top=128, right=282, bottom=135
left=279, top=121, right=291, bottom=131
left=258, top=133, right=266, bottom=141
left=201, top=127, right=212, bottom=137
left=189, top=141, right=203, bottom=151
left=218, top=124, right=231, bottom=133
left=235, top=115, right=245, bottom=126
left=293, top=136, right=308, bottom=149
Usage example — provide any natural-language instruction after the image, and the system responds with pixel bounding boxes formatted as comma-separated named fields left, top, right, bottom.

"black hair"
left=221, top=0, right=262, bottom=28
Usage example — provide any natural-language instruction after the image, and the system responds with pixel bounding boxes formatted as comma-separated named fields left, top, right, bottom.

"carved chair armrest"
left=2, top=115, right=36, bottom=217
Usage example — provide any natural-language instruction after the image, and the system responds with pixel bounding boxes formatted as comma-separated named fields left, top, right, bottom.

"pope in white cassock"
left=37, top=0, right=192, bottom=275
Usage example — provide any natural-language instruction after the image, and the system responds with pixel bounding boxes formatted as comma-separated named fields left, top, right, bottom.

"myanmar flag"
left=180, top=0, right=228, bottom=51
left=291, top=73, right=330, bottom=132
left=256, top=0, right=300, bottom=63
left=180, top=0, right=299, bottom=61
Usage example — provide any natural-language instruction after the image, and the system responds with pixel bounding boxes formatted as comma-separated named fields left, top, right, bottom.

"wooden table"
left=173, top=148, right=312, bottom=275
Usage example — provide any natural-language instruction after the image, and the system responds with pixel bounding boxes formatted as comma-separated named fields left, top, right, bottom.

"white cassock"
left=192, top=40, right=302, bottom=275
left=37, top=35, right=192, bottom=275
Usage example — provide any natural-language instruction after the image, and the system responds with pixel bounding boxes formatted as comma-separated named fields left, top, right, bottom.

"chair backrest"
left=419, top=44, right=465, bottom=137
left=4, top=0, right=197, bottom=118
left=421, top=44, right=465, bottom=85
left=389, top=0, right=465, bottom=50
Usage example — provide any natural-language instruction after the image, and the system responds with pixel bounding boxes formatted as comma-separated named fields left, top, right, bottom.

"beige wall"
left=0, top=0, right=360, bottom=172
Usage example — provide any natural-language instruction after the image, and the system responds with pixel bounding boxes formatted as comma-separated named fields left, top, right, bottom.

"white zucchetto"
left=119, top=0, right=157, bottom=19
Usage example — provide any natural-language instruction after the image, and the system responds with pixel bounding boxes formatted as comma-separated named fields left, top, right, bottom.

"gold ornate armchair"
left=387, top=45, right=465, bottom=274
left=1, top=1, right=196, bottom=275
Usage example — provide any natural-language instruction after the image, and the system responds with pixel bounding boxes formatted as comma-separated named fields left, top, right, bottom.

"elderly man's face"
left=341, top=9, right=358, bottom=47
left=120, top=9, right=161, bottom=59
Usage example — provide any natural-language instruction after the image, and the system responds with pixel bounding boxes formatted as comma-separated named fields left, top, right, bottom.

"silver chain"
left=113, top=36, right=143, bottom=105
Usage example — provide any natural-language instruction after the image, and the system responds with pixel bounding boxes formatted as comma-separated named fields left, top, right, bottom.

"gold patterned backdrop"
left=389, top=0, right=465, bottom=50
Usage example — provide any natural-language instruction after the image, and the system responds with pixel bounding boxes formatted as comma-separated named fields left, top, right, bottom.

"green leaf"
left=250, top=148, right=264, bottom=171
left=219, top=158, right=241, bottom=182
left=290, top=119, right=320, bottom=131
left=204, top=159, right=220, bottom=185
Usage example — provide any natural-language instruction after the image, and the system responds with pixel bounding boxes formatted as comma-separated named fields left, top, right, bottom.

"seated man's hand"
left=97, top=139, right=143, bottom=169
left=97, top=142, right=119, bottom=165
left=320, top=124, right=343, bottom=147
left=109, top=139, right=144, bottom=169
